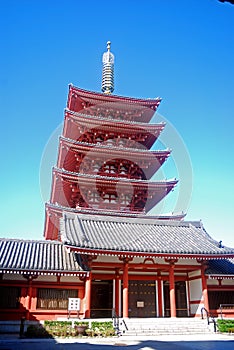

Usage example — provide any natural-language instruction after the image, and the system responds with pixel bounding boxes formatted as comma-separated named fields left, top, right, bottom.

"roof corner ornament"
left=101, top=41, right=114, bottom=94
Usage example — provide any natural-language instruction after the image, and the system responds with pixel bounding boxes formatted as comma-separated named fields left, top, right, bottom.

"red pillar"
left=115, top=269, right=120, bottom=316
left=123, top=260, right=129, bottom=318
left=24, top=276, right=35, bottom=320
left=169, top=263, right=176, bottom=317
left=157, top=273, right=163, bottom=317
left=85, top=272, right=92, bottom=318
left=201, top=264, right=209, bottom=311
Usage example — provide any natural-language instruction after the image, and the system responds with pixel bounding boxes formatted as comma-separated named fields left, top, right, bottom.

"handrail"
left=201, top=307, right=217, bottom=332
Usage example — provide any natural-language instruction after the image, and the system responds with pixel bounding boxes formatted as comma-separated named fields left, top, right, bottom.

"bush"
left=25, top=324, right=52, bottom=338
left=74, top=321, right=89, bottom=327
left=44, top=320, right=74, bottom=337
left=26, top=320, right=116, bottom=338
left=217, top=319, right=234, bottom=333
left=90, top=321, right=115, bottom=337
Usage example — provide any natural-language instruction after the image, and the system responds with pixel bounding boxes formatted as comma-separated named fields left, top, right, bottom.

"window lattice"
left=37, top=288, right=78, bottom=310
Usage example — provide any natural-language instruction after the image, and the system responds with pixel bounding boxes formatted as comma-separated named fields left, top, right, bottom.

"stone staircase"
left=119, top=317, right=214, bottom=336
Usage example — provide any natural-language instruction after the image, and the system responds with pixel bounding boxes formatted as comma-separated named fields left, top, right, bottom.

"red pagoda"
left=44, top=42, right=178, bottom=242
left=0, top=42, right=233, bottom=326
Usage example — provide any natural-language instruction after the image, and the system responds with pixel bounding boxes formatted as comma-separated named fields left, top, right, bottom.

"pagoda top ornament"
left=101, top=41, right=114, bottom=94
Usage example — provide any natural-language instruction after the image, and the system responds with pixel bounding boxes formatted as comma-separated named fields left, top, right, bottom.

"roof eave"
left=0, top=268, right=88, bottom=276
left=63, top=245, right=234, bottom=261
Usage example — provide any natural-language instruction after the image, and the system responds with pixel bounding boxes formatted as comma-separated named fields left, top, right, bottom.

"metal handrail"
left=201, top=307, right=217, bottom=332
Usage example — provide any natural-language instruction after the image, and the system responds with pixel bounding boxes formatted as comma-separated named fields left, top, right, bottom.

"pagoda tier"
left=50, top=167, right=177, bottom=214
left=67, top=85, right=162, bottom=123
left=63, top=110, right=165, bottom=149
left=57, top=136, right=170, bottom=180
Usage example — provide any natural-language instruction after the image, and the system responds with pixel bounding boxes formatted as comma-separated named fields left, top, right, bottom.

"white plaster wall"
left=189, top=278, right=202, bottom=301
left=93, top=270, right=113, bottom=276
left=189, top=278, right=203, bottom=316
left=132, top=257, right=166, bottom=265
left=188, top=270, right=201, bottom=278
left=222, top=279, right=234, bottom=285
left=3, top=273, right=25, bottom=281
left=95, top=256, right=120, bottom=263
left=207, top=279, right=219, bottom=286
left=60, top=276, right=81, bottom=283
left=36, top=275, right=57, bottom=282
left=177, top=258, right=199, bottom=266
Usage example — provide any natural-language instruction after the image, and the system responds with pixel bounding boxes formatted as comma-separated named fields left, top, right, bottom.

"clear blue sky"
left=0, top=0, right=233, bottom=247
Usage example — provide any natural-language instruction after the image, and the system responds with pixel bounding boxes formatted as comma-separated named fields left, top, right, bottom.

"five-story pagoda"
left=44, top=42, right=178, bottom=241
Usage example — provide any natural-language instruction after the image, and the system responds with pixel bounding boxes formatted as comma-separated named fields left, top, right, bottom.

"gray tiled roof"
left=0, top=238, right=87, bottom=276
left=206, top=259, right=234, bottom=276
left=61, top=212, right=234, bottom=258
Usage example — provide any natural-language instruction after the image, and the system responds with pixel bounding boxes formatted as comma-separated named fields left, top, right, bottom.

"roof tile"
left=61, top=212, right=234, bottom=258
left=0, top=238, right=87, bottom=275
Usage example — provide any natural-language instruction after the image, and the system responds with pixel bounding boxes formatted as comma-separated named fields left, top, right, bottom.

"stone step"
left=119, top=318, right=213, bottom=336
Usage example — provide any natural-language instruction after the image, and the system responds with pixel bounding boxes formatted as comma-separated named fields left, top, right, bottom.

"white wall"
left=189, top=278, right=203, bottom=316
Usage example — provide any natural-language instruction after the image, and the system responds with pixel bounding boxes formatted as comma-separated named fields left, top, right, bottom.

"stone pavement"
left=0, top=333, right=233, bottom=350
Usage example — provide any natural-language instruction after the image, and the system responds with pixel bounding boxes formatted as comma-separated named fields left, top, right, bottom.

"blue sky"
left=0, top=0, right=233, bottom=247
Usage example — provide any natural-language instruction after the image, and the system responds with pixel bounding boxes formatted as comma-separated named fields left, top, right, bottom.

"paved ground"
left=0, top=333, right=233, bottom=350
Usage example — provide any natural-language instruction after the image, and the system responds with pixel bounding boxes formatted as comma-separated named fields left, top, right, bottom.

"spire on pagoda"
left=101, top=41, right=114, bottom=94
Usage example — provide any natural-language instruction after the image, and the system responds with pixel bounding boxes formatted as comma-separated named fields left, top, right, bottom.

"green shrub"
left=26, top=320, right=116, bottom=338
left=74, top=321, right=89, bottom=327
left=217, top=319, right=234, bottom=333
left=44, top=321, right=72, bottom=327
left=90, top=321, right=115, bottom=337
left=91, top=321, right=113, bottom=330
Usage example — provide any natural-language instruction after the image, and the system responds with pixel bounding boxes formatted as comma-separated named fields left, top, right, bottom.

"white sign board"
left=68, top=298, right=80, bottom=311
left=137, top=301, right=144, bottom=308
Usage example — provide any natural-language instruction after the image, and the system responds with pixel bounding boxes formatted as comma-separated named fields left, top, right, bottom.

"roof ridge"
left=0, top=237, right=62, bottom=244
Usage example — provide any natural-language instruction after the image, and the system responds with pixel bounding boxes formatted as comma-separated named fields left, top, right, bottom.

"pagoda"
left=44, top=42, right=178, bottom=241
left=0, top=42, right=234, bottom=324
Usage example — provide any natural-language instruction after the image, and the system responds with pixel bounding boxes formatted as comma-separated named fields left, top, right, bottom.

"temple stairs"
left=119, top=318, right=213, bottom=336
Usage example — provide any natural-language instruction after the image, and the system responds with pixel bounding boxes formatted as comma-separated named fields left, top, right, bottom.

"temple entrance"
left=91, top=280, right=113, bottom=318
left=128, top=280, right=156, bottom=317
left=163, top=281, right=188, bottom=317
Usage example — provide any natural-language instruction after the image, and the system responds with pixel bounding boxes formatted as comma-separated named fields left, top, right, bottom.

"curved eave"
left=64, top=245, right=234, bottom=261
left=46, top=202, right=185, bottom=220
left=68, top=85, right=162, bottom=109
left=53, top=167, right=177, bottom=188
left=65, top=109, right=165, bottom=131
left=59, top=136, right=171, bottom=158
